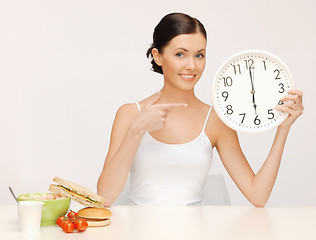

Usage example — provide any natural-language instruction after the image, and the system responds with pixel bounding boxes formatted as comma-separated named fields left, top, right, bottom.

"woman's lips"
left=179, top=74, right=196, bottom=81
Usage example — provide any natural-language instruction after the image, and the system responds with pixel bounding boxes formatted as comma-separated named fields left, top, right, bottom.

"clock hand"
left=249, top=67, right=258, bottom=115
left=252, top=92, right=257, bottom=115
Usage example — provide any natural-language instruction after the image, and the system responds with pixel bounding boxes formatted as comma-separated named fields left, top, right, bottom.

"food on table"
left=75, top=218, right=88, bottom=232
left=66, top=210, right=78, bottom=218
left=77, top=207, right=112, bottom=227
left=62, top=219, right=75, bottom=233
left=56, top=210, right=88, bottom=233
left=56, top=216, right=66, bottom=228
left=49, top=177, right=105, bottom=208
left=18, top=192, right=66, bottom=201
left=17, top=192, right=71, bottom=226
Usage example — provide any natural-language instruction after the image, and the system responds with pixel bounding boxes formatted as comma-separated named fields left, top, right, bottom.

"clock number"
left=274, top=69, right=281, bottom=80
left=223, top=77, right=233, bottom=87
left=268, top=109, right=274, bottom=119
left=254, top=115, right=261, bottom=125
left=239, top=113, right=246, bottom=123
left=245, top=59, right=254, bottom=69
left=278, top=100, right=284, bottom=105
left=226, top=105, right=233, bottom=115
left=278, top=83, right=285, bottom=93
left=222, top=91, right=229, bottom=101
left=262, top=60, right=267, bottom=70
left=233, top=64, right=241, bottom=75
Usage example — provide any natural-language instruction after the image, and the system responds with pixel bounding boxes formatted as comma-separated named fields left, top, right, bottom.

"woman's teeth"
left=180, top=74, right=195, bottom=79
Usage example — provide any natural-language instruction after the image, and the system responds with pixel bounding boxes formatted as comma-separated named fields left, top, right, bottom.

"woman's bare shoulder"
left=115, top=103, right=139, bottom=121
left=117, top=103, right=138, bottom=113
left=205, top=106, right=237, bottom=147
left=116, top=91, right=157, bottom=117
left=110, top=103, right=140, bottom=139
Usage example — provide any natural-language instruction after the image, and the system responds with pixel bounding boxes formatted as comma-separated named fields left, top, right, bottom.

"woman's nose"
left=185, top=57, right=196, bottom=70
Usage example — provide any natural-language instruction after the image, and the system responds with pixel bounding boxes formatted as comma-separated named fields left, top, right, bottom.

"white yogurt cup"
left=17, top=201, right=44, bottom=233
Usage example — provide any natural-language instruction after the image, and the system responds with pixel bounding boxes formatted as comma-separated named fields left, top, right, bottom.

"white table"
left=1, top=204, right=315, bottom=240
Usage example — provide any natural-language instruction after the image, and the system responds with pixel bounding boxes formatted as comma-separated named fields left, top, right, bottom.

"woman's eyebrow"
left=174, top=47, right=188, bottom=52
left=174, top=48, right=206, bottom=52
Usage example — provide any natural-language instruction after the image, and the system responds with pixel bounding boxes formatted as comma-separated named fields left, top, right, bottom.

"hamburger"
left=49, top=177, right=105, bottom=208
left=77, top=207, right=112, bottom=227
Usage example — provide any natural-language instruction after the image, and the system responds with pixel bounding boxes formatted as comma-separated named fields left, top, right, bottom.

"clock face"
left=212, top=50, right=295, bottom=133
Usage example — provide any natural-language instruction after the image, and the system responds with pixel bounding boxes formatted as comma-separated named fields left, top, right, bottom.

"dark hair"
left=146, top=13, right=207, bottom=74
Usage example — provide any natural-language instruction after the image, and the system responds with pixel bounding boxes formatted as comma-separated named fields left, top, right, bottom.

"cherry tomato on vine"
left=67, top=210, right=78, bottom=218
left=62, top=219, right=75, bottom=233
left=56, top=216, right=66, bottom=228
left=70, top=216, right=79, bottom=223
left=75, top=218, right=88, bottom=232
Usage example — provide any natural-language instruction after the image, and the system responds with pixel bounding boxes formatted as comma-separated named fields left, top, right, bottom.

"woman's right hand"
left=129, top=92, right=188, bottom=133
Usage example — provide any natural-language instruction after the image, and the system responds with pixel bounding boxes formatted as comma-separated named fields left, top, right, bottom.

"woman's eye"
left=196, top=54, right=204, bottom=59
left=176, top=53, right=184, bottom=58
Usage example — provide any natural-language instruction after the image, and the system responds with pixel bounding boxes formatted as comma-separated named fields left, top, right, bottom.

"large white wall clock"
left=212, top=50, right=295, bottom=133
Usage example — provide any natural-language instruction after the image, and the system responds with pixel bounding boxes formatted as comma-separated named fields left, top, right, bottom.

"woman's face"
left=154, top=32, right=207, bottom=91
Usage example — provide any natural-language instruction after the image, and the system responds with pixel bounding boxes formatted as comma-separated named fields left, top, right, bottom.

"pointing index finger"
left=158, top=103, right=188, bottom=111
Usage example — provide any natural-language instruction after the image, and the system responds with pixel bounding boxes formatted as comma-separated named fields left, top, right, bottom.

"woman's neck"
left=159, top=86, right=197, bottom=104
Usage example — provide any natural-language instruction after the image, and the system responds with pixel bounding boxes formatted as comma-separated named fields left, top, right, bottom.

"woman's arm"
left=97, top=103, right=144, bottom=207
left=210, top=90, right=303, bottom=207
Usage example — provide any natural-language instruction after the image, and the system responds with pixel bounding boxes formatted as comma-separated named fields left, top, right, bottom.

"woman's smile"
left=179, top=74, right=196, bottom=81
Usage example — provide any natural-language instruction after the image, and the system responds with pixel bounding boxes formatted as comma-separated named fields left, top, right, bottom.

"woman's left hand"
left=275, top=89, right=304, bottom=129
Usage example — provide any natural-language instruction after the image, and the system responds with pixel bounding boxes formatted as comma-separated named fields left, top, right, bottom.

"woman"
left=97, top=13, right=304, bottom=207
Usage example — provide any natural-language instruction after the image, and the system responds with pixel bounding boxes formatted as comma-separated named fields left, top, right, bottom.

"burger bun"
left=77, top=207, right=112, bottom=227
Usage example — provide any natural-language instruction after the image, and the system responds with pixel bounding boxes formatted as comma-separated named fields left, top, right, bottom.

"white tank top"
left=128, top=103, right=213, bottom=205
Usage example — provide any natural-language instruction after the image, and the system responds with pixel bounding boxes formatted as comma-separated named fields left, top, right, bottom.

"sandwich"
left=77, top=207, right=112, bottom=227
left=49, top=177, right=105, bottom=208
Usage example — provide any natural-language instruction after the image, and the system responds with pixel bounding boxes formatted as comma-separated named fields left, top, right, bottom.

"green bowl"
left=17, top=193, right=71, bottom=226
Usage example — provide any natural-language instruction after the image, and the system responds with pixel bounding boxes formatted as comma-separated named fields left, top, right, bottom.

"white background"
left=1, top=0, right=315, bottom=206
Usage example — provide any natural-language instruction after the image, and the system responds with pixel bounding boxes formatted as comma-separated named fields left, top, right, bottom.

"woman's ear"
left=152, top=48, right=162, bottom=66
